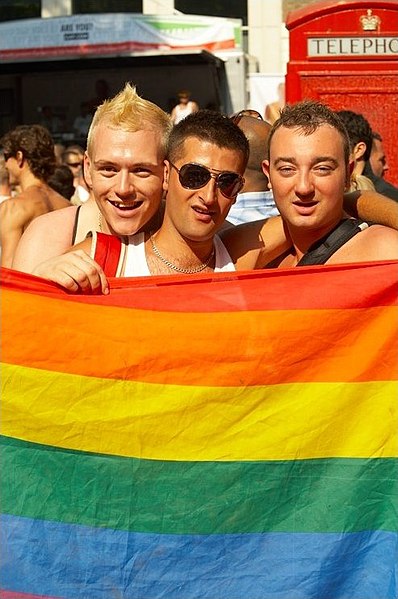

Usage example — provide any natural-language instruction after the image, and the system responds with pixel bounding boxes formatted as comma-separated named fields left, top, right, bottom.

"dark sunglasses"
left=169, top=162, right=244, bottom=199
left=231, top=109, right=264, bottom=125
left=66, top=161, right=82, bottom=168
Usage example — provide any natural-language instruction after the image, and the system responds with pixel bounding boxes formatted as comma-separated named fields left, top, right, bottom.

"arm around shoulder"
left=343, top=190, right=398, bottom=230
left=220, top=215, right=291, bottom=270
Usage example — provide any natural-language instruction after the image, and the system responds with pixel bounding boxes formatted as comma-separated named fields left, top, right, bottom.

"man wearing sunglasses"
left=72, top=110, right=248, bottom=282
left=142, top=110, right=248, bottom=275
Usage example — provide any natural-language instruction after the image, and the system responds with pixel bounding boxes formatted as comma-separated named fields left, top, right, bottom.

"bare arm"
left=32, top=237, right=109, bottom=294
left=0, top=200, right=31, bottom=268
left=343, top=190, right=398, bottom=229
left=220, top=215, right=291, bottom=270
left=328, top=225, right=398, bottom=264
left=12, top=206, right=78, bottom=273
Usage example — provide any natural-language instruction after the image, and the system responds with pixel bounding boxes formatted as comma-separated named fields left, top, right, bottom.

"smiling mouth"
left=192, top=206, right=214, bottom=216
left=108, top=200, right=143, bottom=211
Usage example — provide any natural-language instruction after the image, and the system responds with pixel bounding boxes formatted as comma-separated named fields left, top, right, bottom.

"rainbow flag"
left=1, top=262, right=397, bottom=599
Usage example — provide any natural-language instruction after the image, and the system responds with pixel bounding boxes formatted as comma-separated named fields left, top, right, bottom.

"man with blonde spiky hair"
left=13, top=83, right=173, bottom=276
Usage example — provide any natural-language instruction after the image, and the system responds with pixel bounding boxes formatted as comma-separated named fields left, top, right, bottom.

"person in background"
left=226, top=110, right=279, bottom=225
left=0, top=124, right=70, bottom=267
left=335, top=109, right=375, bottom=192
left=363, top=132, right=398, bottom=202
left=171, top=90, right=199, bottom=124
left=54, top=142, right=66, bottom=166
left=39, top=105, right=63, bottom=135
left=88, top=79, right=111, bottom=114
left=48, top=165, right=75, bottom=201
left=264, top=82, right=285, bottom=124
left=72, top=101, right=93, bottom=145
left=0, top=150, right=12, bottom=203
left=62, top=144, right=90, bottom=205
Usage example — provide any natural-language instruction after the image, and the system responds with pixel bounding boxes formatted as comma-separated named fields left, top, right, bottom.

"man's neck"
left=352, top=160, right=365, bottom=177
left=19, top=171, right=44, bottom=192
left=147, top=219, right=216, bottom=274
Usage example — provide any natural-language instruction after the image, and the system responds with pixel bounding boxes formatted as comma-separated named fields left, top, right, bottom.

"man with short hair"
left=335, top=109, right=375, bottom=192
left=363, top=132, right=398, bottom=201
left=226, top=114, right=279, bottom=225
left=249, top=101, right=398, bottom=267
left=0, top=124, right=70, bottom=267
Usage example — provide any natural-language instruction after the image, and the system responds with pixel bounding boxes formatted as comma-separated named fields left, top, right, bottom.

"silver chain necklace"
left=149, top=234, right=215, bottom=274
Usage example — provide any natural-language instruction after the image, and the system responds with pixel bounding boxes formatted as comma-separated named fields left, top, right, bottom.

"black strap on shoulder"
left=297, top=219, right=371, bottom=266
left=71, top=205, right=82, bottom=245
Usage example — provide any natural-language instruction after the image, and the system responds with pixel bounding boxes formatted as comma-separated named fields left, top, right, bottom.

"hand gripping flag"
left=1, top=262, right=397, bottom=599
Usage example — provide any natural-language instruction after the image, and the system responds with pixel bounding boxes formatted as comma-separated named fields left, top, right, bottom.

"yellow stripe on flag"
left=2, top=363, right=397, bottom=461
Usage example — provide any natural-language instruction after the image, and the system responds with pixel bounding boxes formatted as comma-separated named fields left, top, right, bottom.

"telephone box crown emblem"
left=360, top=9, right=381, bottom=31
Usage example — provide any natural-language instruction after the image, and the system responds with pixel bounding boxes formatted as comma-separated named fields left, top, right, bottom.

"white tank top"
left=173, top=102, right=196, bottom=124
left=123, top=233, right=235, bottom=276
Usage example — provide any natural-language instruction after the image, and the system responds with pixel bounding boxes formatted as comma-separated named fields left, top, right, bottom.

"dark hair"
left=372, top=131, right=382, bottom=142
left=335, top=110, right=373, bottom=162
left=267, top=100, right=351, bottom=165
left=47, top=165, right=75, bottom=200
left=167, top=109, right=250, bottom=168
left=0, top=124, right=56, bottom=181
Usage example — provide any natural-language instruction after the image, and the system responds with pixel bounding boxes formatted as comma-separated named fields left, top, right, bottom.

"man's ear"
left=353, top=141, right=366, bottom=161
left=15, top=150, right=24, bottom=167
left=163, top=160, right=170, bottom=193
left=83, top=152, right=92, bottom=188
left=262, top=159, right=271, bottom=190
left=346, top=160, right=354, bottom=190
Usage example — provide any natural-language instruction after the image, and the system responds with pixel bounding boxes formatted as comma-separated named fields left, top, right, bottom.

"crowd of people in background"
left=1, top=81, right=398, bottom=276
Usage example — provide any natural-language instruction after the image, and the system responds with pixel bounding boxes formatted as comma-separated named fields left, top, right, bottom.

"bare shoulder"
left=329, top=224, right=398, bottom=264
left=12, top=205, right=79, bottom=273
left=220, top=219, right=267, bottom=269
left=25, top=204, right=77, bottom=230
left=220, top=216, right=291, bottom=269
left=0, top=196, right=29, bottom=220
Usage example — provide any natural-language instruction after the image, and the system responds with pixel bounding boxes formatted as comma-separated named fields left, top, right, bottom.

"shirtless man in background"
left=0, top=124, right=70, bottom=267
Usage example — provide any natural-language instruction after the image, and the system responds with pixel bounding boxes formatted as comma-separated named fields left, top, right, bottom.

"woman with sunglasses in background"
left=62, top=145, right=91, bottom=205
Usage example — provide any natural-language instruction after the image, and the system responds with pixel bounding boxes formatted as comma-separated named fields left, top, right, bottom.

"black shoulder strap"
left=297, top=219, right=371, bottom=266
left=71, top=205, right=82, bottom=245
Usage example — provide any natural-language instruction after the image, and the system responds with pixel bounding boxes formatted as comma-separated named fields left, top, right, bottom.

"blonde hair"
left=87, top=83, right=172, bottom=156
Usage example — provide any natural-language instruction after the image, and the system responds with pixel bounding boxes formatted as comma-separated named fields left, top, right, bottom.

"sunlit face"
left=84, top=122, right=165, bottom=236
left=369, top=138, right=388, bottom=178
left=163, top=137, right=245, bottom=244
left=263, top=124, right=350, bottom=235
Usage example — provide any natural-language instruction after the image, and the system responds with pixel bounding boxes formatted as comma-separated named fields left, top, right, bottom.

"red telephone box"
left=286, top=0, right=398, bottom=185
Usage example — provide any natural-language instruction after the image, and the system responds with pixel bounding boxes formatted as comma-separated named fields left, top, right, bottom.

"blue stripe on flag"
left=1, top=514, right=397, bottom=599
